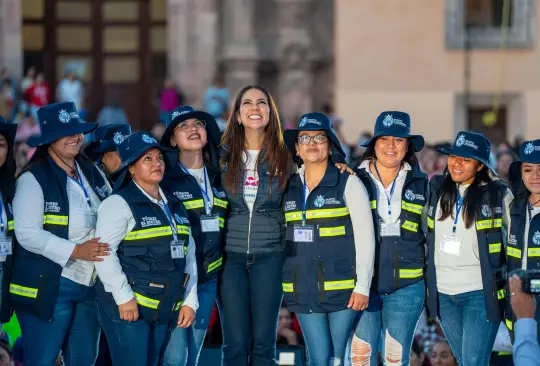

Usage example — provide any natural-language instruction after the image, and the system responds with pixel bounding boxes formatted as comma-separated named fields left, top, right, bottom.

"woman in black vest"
left=0, top=117, right=16, bottom=324
left=353, top=111, right=427, bottom=366
left=84, top=124, right=131, bottom=181
left=425, top=131, right=512, bottom=366
left=11, top=102, right=112, bottom=366
left=93, top=132, right=198, bottom=366
left=159, top=105, right=226, bottom=366
left=505, top=139, right=540, bottom=335
left=282, top=113, right=375, bottom=365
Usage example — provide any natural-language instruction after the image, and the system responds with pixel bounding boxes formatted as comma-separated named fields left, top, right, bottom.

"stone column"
left=192, top=0, right=218, bottom=103
left=221, top=0, right=258, bottom=97
left=275, top=0, right=313, bottom=124
left=0, top=0, right=23, bottom=79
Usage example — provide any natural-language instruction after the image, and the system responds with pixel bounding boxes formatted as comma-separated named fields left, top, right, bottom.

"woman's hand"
left=118, top=298, right=139, bottom=322
left=71, top=237, right=110, bottom=261
left=177, top=305, right=196, bottom=328
left=348, top=293, right=369, bottom=311
left=335, top=163, right=356, bottom=176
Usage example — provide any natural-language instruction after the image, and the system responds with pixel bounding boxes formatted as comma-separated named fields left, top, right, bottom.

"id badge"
left=170, top=240, right=185, bottom=259
left=84, top=209, right=97, bottom=228
left=201, top=214, right=220, bottom=233
left=440, top=234, right=462, bottom=256
left=380, top=220, right=400, bottom=237
left=0, top=236, right=12, bottom=256
left=293, top=225, right=314, bottom=243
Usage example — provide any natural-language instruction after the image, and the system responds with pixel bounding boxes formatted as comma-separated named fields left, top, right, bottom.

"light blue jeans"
left=162, top=279, right=218, bottom=366
left=297, top=308, right=360, bottom=366
left=438, top=290, right=499, bottom=366
left=353, top=280, right=425, bottom=366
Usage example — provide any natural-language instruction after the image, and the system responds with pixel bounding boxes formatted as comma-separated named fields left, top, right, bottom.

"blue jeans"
left=163, top=279, right=218, bottom=366
left=17, top=276, right=100, bottom=366
left=438, top=290, right=499, bottom=366
left=353, top=280, right=425, bottom=366
left=297, top=308, right=360, bottom=366
left=219, top=251, right=285, bottom=366
left=96, top=298, right=172, bottom=366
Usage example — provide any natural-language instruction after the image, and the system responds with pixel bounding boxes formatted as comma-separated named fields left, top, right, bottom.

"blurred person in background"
left=410, top=339, right=428, bottom=366
left=151, top=121, right=166, bottom=142
left=322, top=104, right=351, bottom=162
left=497, top=150, right=518, bottom=183
left=57, top=71, right=84, bottom=112
left=20, top=66, right=36, bottom=94
left=96, top=97, right=129, bottom=126
left=15, top=112, right=40, bottom=144
left=0, top=342, right=13, bottom=366
left=25, top=73, right=50, bottom=121
left=0, top=80, right=15, bottom=122
left=203, top=75, right=230, bottom=120
left=429, top=341, right=458, bottom=366
left=276, top=306, right=302, bottom=346
left=159, top=78, right=183, bottom=122
left=419, top=146, right=438, bottom=179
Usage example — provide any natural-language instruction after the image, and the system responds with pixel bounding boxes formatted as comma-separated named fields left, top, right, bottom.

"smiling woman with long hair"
left=218, top=85, right=294, bottom=365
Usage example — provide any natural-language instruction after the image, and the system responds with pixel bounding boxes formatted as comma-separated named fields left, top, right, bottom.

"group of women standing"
left=0, top=83, right=537, bottom=366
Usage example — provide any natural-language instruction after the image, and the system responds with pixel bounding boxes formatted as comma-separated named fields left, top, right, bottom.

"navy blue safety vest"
left=0, top=189, right=15, bottom=323
left=282, top=164, right=356, bottom=313
left=94, top=180, right=190, bottom=324
left=355, top=163, right=428, bottom=294
left=426, top=174, right=507, bottom=323
left=504, top=198, right=540, bottom=334
left=162, top=164, right=227, bottom=284
left=9, top=157, right=109, bottom=321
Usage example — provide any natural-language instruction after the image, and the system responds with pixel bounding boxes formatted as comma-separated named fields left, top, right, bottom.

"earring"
left=296, top=152, right=299, bottom=156
left=238, top=121, right=241, bottom=125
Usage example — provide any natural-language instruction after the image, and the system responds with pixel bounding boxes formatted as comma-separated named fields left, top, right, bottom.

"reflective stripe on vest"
left=476, top=219, right=503, bottom=230
left=370, top=200, right=376, bottom=210
left=489, top=243, right=502, bottom=254
left=506, top=318, right=513, bottom=331
left=498, top=289, right=506, bottom=300
left=285, top=207, right=350, bottom=222
left=124, top=225, right=190, bottom=241
left=323, top=280, right=355, bottom=291
left=213, top=198, right=228, bottom=209
left=402, top=220, right=419, bottom=232
left=135, top=292, right=160, bottom=309
left=183, top=199, right=204, bottom=210
left=283, top=283, right=294, bottom=293
left=9, top=283, right=38, bottom=298
left=427, top=217, right=434, bottom=230
left=401, top=201, right=423, bottom=215
left=528, top=248, right=540, bottom=257
left=507, top=247, right=522, bottom=259
left=207, top=257, right=223, bottom=273
left=7, top=220, right=13, bottom=230
left=218, top=217, right=225, bottom=228
left=173, top=301, right=183, bottom=311
left=43, top=215, right=68, bottom=226
left=319, top=226, right=346, bottom=237
left=399, top=268, right=423, bottom=279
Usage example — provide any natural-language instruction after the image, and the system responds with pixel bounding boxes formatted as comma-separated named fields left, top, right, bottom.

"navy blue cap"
left=509, top=139, right=540, bottom=183
left=160, top=106, right=221, bottom=149
left=84, top=124, right=132, bottom=162
left=361, top=111, right=424, bottom=152
left=28, top=102, right=97, bottom=147
left=284, top=112, right=346, bottom=162
left=437, top=131, right=495, bottom=173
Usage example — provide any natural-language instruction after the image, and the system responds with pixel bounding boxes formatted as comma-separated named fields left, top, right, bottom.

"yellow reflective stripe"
left=134, top=292, right=160, bottom=309
left=427, top=217, right=434, bottom=230
left=9, top=283, right=38, bottom=298
left=183, top=199, right=204, bottom=210
left=370, top=200, right=377, bottom=210
left=176, top=225, right=190, bottom=236
left=125, top=226, right=173, bottom=241
left=7, top=220, right=13, bottom=230
left=282, top=283, right=294, bottom=293
left=497, top=289, right=506, bottom=300
left=401, top=220, right=418, bottom=232
left=476, top=218, right=503, bottom=230
left=285, top=208, right=350, bottom=222
left=324, top=279, right=355, bottom=291
left=498, top=352, right=512, bottom=356
left=218, top=217, right=225, bottom=228
left=173, top=301, right=183, bottom=311
left=507, top=246, right=522, bottom=259
left=213, top=198, right=228, bottom=209
left=399, top=268, right=423, bottom=279
left=506, top=318, right=513, bottom=331
left=319, top=226, right=346, bottom=237
left=528, top=248, right=540, bottom=257
left=43, top=214, right=68, bottom=226
left=207, top=257, right=223, bottom=273
left=401, top=201, right=423, bottom=215
left=489, top=243, right=502, bottom=254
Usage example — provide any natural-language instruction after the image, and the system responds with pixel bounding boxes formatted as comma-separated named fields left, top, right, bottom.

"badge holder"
left=440, top=234, right=463, bottom=256
left=84, top=208, right=98, bottom=228
left=0, top=236, right=12, bottom=256
left=200, top=214, right=220, bottom=233
left=171, top=240, right=185, bottom=259
left=380, top=219, right=400, bottom=237
left=293, top=224, right=314, bottom=243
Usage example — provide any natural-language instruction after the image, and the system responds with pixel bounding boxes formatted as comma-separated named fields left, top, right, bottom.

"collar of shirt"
left=359, top=160, right=411, bottom=190
left=133, top=181, right=168, bottom=205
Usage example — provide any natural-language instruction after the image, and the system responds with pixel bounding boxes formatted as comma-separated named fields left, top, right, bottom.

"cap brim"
left=28, top=122, right=98, bottom=148
left=360, top=133, right=425, bottom=152
left=0, top=123, right=18, bottom=147
left=284, top=129, right=347, bottom=163
left=160, top=111, right=220, bottom=148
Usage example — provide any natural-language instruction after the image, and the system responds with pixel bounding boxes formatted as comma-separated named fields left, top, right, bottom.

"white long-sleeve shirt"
left=94, top=183, right=198, bottom=311
left=13, top=165, right=111, bottom=286
left=0, top=191, right=9, bottom=262
left=298, top=166, right=375, bottom=296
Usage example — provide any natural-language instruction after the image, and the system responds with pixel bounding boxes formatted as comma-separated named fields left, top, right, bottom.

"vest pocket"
left=282, top=263, right=299, bottom=305
left=128, top=276, right=170, bottom=323
left=319, top=260, right=355, bottom=305
left=394, top=251, right=424, bottom=289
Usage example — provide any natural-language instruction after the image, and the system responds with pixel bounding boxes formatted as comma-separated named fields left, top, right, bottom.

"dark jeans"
left=219, top=251, right=285, bottom=366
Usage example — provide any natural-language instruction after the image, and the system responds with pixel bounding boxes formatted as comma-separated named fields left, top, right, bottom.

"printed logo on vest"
left=141, top=216, right=162, bottom=228
left=533, top=231, right=540, bottom=246
left=45, top=201, right=61, bottom=213
left=174, top=191, right=193, bottom=200
left=493, top=206, right=502, bottom=214
left=324, top=197, right=341, bottom=205
left=428, top=206, right=434, bottom=216
left=405, top=190, right=415, bottom=201
left=314, top=195, right=325, bottom=208
left=284, top=201, right=296, bottom=211
left=174, top=213, right=189, bottom=224
left=212, top=187, right=226, bottom=198
left=481, top=204, right=492, bottom=217
left=509, top=234, right=517, bottom=246
left=7, top=203, right=12, bottom=214
left=95, top=185, right=107, bottom=199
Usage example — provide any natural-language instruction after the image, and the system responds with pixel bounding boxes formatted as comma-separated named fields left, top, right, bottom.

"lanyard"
left=373, top=162, right=399, bottom=218
left=161, top=201, right=178, bottom=242
left=0, top=198, right=4, bottom=233
left=302, top=177, right=308, bottom=225
left=68, top=164, right=92, bottom=208
left=527, top=199, right=540, bottom=224
left=179, top=163, right=212, bottom=211
left=453, top=192, right=464, bottom=233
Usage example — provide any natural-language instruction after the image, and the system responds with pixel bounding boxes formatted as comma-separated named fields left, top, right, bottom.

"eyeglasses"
left=297, top=134, right=328, bottom=145
left=176, top=119, right=206, bottom=131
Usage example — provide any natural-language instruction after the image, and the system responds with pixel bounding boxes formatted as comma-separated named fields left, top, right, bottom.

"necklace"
left=530, top=197, right=540, bottom=207
left=51, top=147, right=76, bottom=178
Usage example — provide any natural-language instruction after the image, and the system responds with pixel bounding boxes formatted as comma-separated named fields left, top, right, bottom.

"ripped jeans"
left=351, top=281, right=425, bottom=366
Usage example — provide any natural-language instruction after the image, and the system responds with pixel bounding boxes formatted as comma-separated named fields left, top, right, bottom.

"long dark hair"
left=220, top=85, right=292, bottom=195
left=0, top=132, right=16, bottom=199
left=359, top=138, right=419, bottom=166
left=438, top=165, right=496, bottom=228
